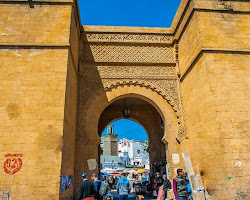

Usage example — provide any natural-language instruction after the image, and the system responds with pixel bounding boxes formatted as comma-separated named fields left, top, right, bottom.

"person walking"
left=108, top=176, right=114, bottom=189
left=78, top=173, right=96, bottom=200
left=173, top=169, right=189, bottom=200
left=184, top=173, right=193, bottom=200
left=116, top=173, right=131, bottom=200
left=162, top=174, right=171, bottom=200
left=153, top=175, right=158, bottom=196
left=156, top=172, right=163, bottom=195
left=91, top=174, right=102, bottom=200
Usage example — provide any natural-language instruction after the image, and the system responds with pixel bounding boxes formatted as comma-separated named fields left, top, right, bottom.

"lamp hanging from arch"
left=122, top=107, right=131, bottom=118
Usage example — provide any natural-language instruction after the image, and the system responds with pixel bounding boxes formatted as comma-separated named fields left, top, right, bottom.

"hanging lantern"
left=122, top=107, right=131, bottom=118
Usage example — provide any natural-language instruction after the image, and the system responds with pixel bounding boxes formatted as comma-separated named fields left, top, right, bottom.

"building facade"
left=103, top=124, right=118, bottom=156
left=118, top=138, right=149, bottom=167
left=0, top=0, right=249, bottom=199
left=101, top=124, right=122, bottom=169
left=100, top=155, right=124, bottom=170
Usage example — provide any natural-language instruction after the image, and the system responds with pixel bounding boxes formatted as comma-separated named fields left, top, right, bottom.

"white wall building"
left=118, top=138, right=149, bottom=167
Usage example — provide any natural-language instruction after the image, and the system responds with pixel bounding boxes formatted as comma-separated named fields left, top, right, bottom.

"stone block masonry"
left=0, top=1, right=79, bottom=199
left=0, top=0, right=249, bottom=200
left=178, top=0, right=250, bottom=199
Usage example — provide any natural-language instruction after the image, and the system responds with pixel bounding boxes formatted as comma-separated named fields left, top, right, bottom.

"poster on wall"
left=67, top=176, right=72, bottom=188
left=61, top=176, right=67, bottom=191
left=61, top=176, right=73, bottom=191
left=87, top=159, right=97, bottom=171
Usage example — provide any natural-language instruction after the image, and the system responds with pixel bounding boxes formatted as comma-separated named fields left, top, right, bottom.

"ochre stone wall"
left=0, top=3, right=72, bottom=45
left=204, top=53, right=250, bottom=198
left=0, top=48, right=68, bottom=200
left=178, top=11, right=202, bottom=76
left=0, top=1, right=76, bottom=199
left=197, top=11, right=250, bottom=51
left=59, top=6, right=80, bottom=200
left=178, top=0, right=250, bottom=199
left=180, top=55, right=226, bottom=197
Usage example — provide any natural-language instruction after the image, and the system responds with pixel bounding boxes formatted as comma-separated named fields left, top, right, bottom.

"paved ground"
left=111, top=191, right=157, bottom=200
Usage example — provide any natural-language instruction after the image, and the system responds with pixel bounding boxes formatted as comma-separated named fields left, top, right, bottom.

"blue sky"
left=102, top=119, right=148, bottom=141
left=79, top=0, right=181, bottom=27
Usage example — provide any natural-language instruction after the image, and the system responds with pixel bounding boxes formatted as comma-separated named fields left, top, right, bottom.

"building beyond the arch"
left=0, top=0, right=249, bottom=200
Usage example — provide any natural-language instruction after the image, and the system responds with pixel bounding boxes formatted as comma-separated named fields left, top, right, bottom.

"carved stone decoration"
left=80, top=65, right=176, bottom=79
left=78, top=76, right=187, bottom=140
left=82, top=43, right=175, bottom=63
left=78, top=30, right=187, bottom=142
left=176, top=80, right=188, bottom=142
left=83, top=32, right=175, bottom=44
left=218, top=0, right=233, bottom=10
left=101, top=79, right=182, bottom=123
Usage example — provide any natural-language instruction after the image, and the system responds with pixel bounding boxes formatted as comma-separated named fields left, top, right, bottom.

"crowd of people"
left=152, top=168, right=192, bottom=200
left=78, top=173, right=130, bottom=200
left=77, top=168, right=192, bottom=200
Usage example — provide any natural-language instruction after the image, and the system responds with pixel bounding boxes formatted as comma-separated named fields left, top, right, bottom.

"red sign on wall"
left=3, top=154, right=23, bottom=175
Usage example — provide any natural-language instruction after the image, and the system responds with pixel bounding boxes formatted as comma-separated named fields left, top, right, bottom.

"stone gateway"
left=0, top=0, right=249, bottom=200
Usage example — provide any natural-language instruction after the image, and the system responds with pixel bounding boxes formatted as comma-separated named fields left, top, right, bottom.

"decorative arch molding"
left=102, top=80, right=187, bottom=141
left=77, top=80, right=187, bottom=142
left=104, top=80, right=179, bottom=113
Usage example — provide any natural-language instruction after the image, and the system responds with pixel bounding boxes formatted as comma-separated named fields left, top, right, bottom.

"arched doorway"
left=100, top=119, right=149, bottom=170
left=74, top=85, right=181, bottom=198
left=98, top=97, right=166, bottom=169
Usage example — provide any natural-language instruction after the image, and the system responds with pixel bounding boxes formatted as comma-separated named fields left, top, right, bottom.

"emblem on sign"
left=3, top=154, right=23, bottom=175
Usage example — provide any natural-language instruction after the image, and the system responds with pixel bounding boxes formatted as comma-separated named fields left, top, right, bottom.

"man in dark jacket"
left=162, top=174, right=171, bottom=200
left=173, top=169, right=189, bottom=200
left=91, top=173, right=102, bottom=200
left=78, top=173, right=96, bottom=200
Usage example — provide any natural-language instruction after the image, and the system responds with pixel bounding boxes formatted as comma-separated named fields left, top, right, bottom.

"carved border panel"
left=82, top=43, right=175, bottom=63
left=83, top=32, right=175, bottom=44
left=80, top=65, right=176, bottom=79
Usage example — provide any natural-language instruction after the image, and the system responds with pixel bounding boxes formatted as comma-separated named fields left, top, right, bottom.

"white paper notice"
left=172, top=153, right=180, bottom=164
left=87, top=159, right=97, bottom=171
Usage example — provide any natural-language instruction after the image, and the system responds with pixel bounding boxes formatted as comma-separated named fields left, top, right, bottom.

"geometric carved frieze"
left=82, top=43, right=175, bottom=63
left=83, top=32, right=175, bottom=44
left=80, top=65, right=177, bottom=79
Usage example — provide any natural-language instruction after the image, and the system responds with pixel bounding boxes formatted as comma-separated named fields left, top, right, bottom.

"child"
left=105, top=193, right=113, bottom=200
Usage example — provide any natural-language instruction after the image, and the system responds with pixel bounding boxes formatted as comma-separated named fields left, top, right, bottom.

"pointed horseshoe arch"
left=79, top=82, right=186, bottom=142
left=74, top=84, right=184, bottom=197
left=80, top=84, right=178, bottom=143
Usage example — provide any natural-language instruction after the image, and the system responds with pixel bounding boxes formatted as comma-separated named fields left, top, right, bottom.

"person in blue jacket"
left=184, top=173, right=193, bottom=200
left=117, top=173, right=131, bottom=200
left=91, top=173, right=102, bottom=200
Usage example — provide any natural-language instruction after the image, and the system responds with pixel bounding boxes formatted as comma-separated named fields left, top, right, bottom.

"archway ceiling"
left=98, top=97, right=163, bottom=138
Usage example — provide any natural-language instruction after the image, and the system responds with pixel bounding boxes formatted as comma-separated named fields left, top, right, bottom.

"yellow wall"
left=59, top=5, right=80, bottom=200
left=0, top=1, right=74, bottom=199
left=181, top=55, right=226, bottom=197
left=204, top=53, right=250, bottom=198
left=178, top=0, right=250, bottom=199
